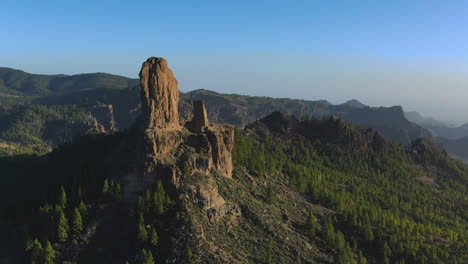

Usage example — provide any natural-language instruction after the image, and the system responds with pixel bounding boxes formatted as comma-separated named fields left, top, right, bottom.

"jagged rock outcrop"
left=90, top=104, right=117, bottom=132
left=190, top=100, right=209, bottom=132
left=140, top=57, right=180, bottom=129
left=122, top=57, right=239, bottom=263
left=133, top=56, right=234, bottom=200
left=410, top=137, right=445, bottom=164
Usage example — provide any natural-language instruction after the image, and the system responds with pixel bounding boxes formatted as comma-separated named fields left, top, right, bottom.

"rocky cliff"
left=133, top=57, right=238, bottom=261
left=139, top=56, right=234, bottom=179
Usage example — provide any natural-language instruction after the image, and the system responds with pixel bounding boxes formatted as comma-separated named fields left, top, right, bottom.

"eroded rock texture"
left=191, top=100, right=209, bottom=132
left=137, top=57, right=234, bottom=187
left=139, top=57, right=180, bottom=129
left=128, top=57, right=239, bottom=262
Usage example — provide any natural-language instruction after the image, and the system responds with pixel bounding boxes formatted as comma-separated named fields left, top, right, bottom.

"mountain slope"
left=0, top=67, right=432, bottom=152
left=0, top=67, right=138, bottom=96
left=405, top=111, right=468, bottom=139
left=181, top=89, right=431, bottom=144
left=436, top=136, right=468, bottom=163
left=0, top=58, right=466, bottom=264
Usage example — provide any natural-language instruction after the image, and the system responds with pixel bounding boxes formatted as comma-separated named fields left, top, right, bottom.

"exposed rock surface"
left=246, top=111, right=389, bottom=152
left=410, top=137, right=444, bottom=164
left=190, top=100, right=209, bottom=132
left=132, top=57, right=238, bottom=262
left=90, top=104, right=117, bottom=133
left=139, top=57, right=180, bottom=129
left=138, top=57, right=234, bottom=180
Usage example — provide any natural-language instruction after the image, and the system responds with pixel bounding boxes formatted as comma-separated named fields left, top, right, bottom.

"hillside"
left=0, top=84, right=431, bottom=155
left=405, top=111, right=468, bottom=139
left=0, top=66, right=433, bottom=152
left=436, top=136, right=468, bottom=163
left=181, top=89, right=431, bottom=145
left=0, top=67, right=138, bottom=96
left=0, top=57, right=466, bottom=264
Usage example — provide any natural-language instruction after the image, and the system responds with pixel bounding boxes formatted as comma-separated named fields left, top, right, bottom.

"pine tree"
left=71, top=208, right=83, bottom=236
left=79, top=200, right=88, bottom=223
left=358, top=250, right=367, bottom=264
left=335, top=231, right=346, bottom=250
left=26, top=238, right=43, bottom=264
left=154, top=180, right=166, bottom=215
left=57, top=209, right=69, bottom=242
left=138, top=215, right=148, bottom=243
left=59, top=186, right=67, bottom=208
left=102, top=179, right=109, bottom=194
left=43, top=241, right=55, bottom=264
left=306, top=211, right=316, bottom=238
left=383, top=242, right=392, bottom=263
left=324, top=218, right=335, bottom=245
left=364, top=225, right=374, bottom=241
left=137, top=248, right=155, bottom=264
left=149, top=228, right=159, bottom=248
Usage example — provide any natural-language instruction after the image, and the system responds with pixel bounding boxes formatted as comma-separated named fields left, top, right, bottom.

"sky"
left=1, top=0, right=468, bottom=122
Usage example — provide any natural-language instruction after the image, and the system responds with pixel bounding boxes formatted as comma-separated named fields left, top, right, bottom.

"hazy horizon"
left=3, top=1, right=468, bottom=123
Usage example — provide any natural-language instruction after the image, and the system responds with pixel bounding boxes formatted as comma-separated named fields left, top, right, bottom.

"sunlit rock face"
left=139, top=57, right=180, bottom=129
left=137, top=56, right=234, bottom=190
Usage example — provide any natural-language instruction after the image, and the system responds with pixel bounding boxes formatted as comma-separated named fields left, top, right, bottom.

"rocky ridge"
left=246, top=111, right=389, bottom=152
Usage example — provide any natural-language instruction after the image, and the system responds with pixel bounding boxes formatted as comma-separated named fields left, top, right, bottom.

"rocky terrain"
left=0, top=58, right=466, bottom=263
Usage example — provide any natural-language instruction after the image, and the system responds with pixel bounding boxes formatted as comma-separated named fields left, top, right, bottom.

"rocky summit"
left=140, top=57, right=180, bottom=129
left=135, top=55, right=234, bottom=194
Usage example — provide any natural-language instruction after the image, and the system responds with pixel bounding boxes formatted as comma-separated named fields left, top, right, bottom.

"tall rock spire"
left=139, top=57, right=180, bottom=129
left=191, top=100, right=209, bottom=132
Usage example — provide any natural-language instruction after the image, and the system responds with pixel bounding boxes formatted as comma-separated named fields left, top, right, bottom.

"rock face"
left=135, top=56, right=234, bottom=194
left=410, top=137, right=445, bottom=164
left=139, top=57, right=180, bottom=129
left=133, top=58, right=238, bottom=260
left=191, top=100, right=209, bottom=132
left=91, top=104, right=117, bottom=133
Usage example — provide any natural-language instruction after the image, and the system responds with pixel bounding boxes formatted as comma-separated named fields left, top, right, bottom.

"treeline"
left=233, top=129, right=468, bottom=264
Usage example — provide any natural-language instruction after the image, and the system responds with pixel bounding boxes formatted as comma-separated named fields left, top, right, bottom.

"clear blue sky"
left=2, top=0, right=468, bottom=122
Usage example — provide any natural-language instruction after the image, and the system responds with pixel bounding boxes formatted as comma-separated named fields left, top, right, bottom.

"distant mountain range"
left=181, top=89, right=431, bottom=145
left=0, top=67, right=138, bottom=96
left=1, top=67, right=467, bottom=163
left=405, top=111, right=468, bottom=139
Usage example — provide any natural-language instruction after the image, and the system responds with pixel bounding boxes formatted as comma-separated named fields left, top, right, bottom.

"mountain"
left=0, top=57, right=466, bottom=264
left=181, top=90, right=431, bottom=145
left=436, top=136, right=468, bottom=163
left=405, top=111, right=468, bottom=139
left=0, top=86, right=431, bottom=155
left=405, top=111, right=445, bottom=126
left=0, top=67, right=433, bottom=151
left=0, top=67, right=138, bottom=96
left=341, top=99, right=366, bottom=108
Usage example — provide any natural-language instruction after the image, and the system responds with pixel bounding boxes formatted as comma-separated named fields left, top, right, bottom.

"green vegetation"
left=0, top=67, right=138, bottom=96
left=0, top=104, right=89, bottom=147
left=233, top=128, right=467, bottom=263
